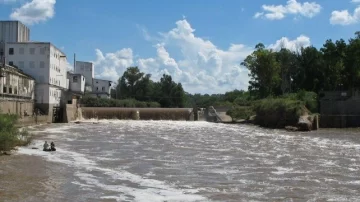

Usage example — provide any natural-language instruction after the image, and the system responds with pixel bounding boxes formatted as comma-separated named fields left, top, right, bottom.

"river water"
left=18, top=120, right=360, bottom=201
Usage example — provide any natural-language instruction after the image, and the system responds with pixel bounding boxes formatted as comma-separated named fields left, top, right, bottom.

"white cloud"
left=254, top=0, right=322, bottom=20
left=10, top=0, right=56, bottom=25
left=268, top=35, right=311, bottom=52
left=91, top=19, right=310, bottom=94
left=352, top=0, right=360, bottom=3
left=330, top=6, right=360, bottom=25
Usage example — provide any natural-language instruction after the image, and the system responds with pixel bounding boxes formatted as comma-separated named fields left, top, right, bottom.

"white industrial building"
left=5, top=42, right=68, bottom=113
left=0, top=62, right=35, bottom=116
left=67, top=72, right=85, bottom=94
left=93, top=78, right=112, bottom=98
left=75, top=61, right=94, bottom=87
left=75, top=60, right=112, bottom=98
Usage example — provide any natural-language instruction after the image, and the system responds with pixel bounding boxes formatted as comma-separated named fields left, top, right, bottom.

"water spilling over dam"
left=16, top=120, right=360, bottom=201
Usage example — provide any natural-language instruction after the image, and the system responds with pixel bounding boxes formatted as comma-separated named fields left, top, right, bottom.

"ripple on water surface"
left=18, top=120, right=360, bottom=201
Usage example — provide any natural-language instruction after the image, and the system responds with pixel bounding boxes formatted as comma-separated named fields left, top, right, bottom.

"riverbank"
left=0, top=123, right=73, bottom=202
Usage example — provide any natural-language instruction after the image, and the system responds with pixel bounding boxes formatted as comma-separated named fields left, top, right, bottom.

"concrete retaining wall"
left=64, top=104, right=77, bottom=123
left=0, top=100, right=34, bottom=116
left=81, top=107, right=192, bottom=120
left=16, top=115, right=50, bottom=127
left=319, top=115, right=360, bottom=128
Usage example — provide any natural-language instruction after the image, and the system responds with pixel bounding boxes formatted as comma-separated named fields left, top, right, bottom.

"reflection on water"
left=19, top=120, right=360, bottom=201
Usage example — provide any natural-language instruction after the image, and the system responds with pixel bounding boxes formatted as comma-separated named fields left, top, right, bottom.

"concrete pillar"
left=312, top=115, right=319, bottom=130
left=131, top=110, right=140, bottom=120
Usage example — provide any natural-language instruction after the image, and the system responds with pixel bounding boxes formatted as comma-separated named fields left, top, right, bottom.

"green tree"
left=344, top=32, right=360, bottom=92
left=242, top=43, right=281, bottom=98
left=118, top=66, right=150, bottom=100
left=275, top=48, right=297, bottom=95
left=292, top=46, right=324, bottom=93
left=320, top=39, right=346, bottom=90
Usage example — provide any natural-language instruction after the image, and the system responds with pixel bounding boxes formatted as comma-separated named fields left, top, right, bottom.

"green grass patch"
left=0, top=114, right=32, bottom=152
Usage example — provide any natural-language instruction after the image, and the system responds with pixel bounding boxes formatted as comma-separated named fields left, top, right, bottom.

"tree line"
left=243, top=32, right=360, bottom=99
left=113, top=67, right=187, bottom=108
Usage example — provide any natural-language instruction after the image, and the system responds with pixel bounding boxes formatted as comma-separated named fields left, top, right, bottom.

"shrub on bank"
left=280, top=90, right=318, bottom=113
left=0, top=114, right=32, bottom=152
left=252, top=98, right=308, bottom=128
left=226, top=106, right=254, bottom=121
left=80, top=96, right=161, bottom=108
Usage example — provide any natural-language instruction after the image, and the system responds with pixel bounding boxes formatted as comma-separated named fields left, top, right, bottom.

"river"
left=17, top=120, right=360, bottom=201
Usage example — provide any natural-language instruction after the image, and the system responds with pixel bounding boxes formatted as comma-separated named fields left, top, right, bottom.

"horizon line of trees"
left=243, top=31, right=360, bottom=99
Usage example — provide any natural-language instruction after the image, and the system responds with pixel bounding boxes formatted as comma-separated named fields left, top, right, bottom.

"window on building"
left=39, top=76, right=44, bottom=83
left=18, top=61, right=24, bottom=69
left=40, top=47, right=45, bottom=54
left=14, top=87, right=17, bottom=94
left=3, top=87, right=6, bottom=93
left=73, top=76, right=78, bottom=83
left=40, top=61, right=45, bottom=68
left=102, top=86, right=105, bottom=92
left=9, top=61, right=13, bottom=66
left=9, top=87, right=12, bottom=94
left=9, top=48, right=14, bottom=55
left=29, top=61, right=35, bottom=68
left=0, top=48, right=3, bottom=56
left=30, top=48, right=35, bottom=54
left=19, top=48, right=24, bottom=54
left=96, top=87, right=99, bottom=91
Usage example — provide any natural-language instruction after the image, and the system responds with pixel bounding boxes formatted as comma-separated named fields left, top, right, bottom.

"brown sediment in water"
left=0, top=154, right=51, bottom=201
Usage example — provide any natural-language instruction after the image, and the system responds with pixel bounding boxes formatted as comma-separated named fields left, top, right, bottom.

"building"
left=0, top=21, right=30, bottom=65
left=0, top=21, right=30, bottom=43
left=5, top=42, right=68, bottom=113
left=0, top=62, right=35, bottom=115
left=92, top=78, right=112, bottom=98
left=75, top=61, right=94, bottom=89
left=67, top=72, right=85, bottom=94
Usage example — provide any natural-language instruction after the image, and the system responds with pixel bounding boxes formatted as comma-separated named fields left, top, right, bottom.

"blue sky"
left=0, top=0, right=360, bottom=94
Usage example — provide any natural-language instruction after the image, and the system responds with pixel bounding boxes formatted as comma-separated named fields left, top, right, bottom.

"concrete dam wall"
left=81, top=107, right=193, bottom=121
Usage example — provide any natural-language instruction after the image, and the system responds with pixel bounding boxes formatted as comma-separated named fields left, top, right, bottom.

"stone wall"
left=16, top=115, right=50, bottom=127
left=0, top=100, right=34, bottom=116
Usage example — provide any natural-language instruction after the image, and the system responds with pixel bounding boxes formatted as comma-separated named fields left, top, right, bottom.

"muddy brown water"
left=2, top=120, right=360, bottom=201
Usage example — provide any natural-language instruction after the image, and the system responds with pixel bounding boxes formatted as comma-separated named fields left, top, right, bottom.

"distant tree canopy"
left=241, top=32, right=360, bottom=99
left=115, top=67, right=186, bottom=108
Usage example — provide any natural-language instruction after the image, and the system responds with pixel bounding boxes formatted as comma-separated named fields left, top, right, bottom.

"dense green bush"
left=0, top=114, right=31, bottom=151
left=280, top=90, right=318, bottom=113
left=81, top=96, right=161, bottom=108
left=252, top=98, right=308, bottom=128
left=226, top=106, right=254, bottom=121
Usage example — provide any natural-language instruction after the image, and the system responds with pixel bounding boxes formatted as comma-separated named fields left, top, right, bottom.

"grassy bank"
left=252, top=98, right=308, bottom=128
left=226, top=91, right=316, bottom=128
left=0, top=114, right=32, bottom=152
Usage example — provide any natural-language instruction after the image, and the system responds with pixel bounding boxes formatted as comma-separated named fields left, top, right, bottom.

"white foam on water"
left=18, top=140, right=208, bottom=202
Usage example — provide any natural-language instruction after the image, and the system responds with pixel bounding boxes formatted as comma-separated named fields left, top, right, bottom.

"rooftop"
left=0, top=63, right=35, bottom=80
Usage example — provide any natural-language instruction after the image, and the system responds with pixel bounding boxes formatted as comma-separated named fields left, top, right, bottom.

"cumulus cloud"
left=91, top=19, right=310, bottom=94
left=10, top=0, right=56, bottom=25
left=254, top=0, right=322, bottom=20
left=330, top=5, right=360, bottom=25
left=268, top=35, right=311, bottom=52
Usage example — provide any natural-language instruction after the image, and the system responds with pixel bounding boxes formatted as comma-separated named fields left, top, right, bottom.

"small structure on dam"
left=320, top=90, right=360, bottom=128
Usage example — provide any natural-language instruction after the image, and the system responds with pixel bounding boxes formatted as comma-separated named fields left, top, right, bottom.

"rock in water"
left=297, top=116, right=312, bottom=131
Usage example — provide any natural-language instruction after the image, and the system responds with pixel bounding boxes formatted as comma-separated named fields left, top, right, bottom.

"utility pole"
left=73, top=53, right=76, bottom=73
